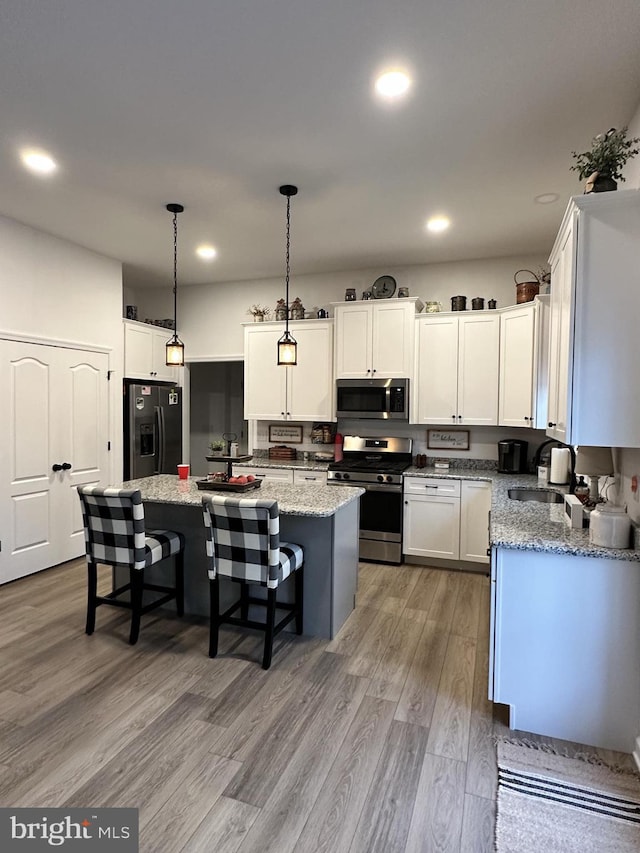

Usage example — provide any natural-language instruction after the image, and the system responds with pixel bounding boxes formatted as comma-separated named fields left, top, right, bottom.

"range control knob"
left=377, top=474, right=384, bottom=483
left=386, top=475, right=393, bottom=483
left=343, top=472, right=350, bottom=480
left=334, top=472, right=342, bottom=480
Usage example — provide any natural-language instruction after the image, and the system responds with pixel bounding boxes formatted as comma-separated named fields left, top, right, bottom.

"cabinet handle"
left=548, top=421, right=556, bottom=428
left=458, top=414, right=462, bottom=420
left=367, top=369, right=371, bottom=374
left=524, top=416, right=530, bottom=421
left=404, top=501, right=408, bottom=505
left=52, top=463, right=63, bottom=472
left=372, top=369, right=376, bottom=374
left=281, top=412, right=285, bottom=416
left=452, top=415, right=456, bottom=420
left=61, top=462, right=72, bottom=471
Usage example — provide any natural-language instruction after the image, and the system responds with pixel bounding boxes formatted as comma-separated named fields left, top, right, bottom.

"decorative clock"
left=371, top=275, right=397, bottom=299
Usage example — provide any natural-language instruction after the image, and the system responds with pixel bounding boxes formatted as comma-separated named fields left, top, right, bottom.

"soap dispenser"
left=574, top=476, right=590, bottom=505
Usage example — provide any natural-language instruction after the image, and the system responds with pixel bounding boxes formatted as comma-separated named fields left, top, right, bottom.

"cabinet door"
left=288, top=323, right=334, bottom=420
left=499, top=304, right=536, bottom=427
left=292, top=469, right=324, bottom=485
left=403, top=494, right=460, bottom=560
left=371, top=301, right=414, bottom=378
left=152, top=329, right=178, bottom=383
left=414, top=316, right=459, bottom=424
left=124, top=322, right=154, bottom=379
left=458, top=313, right=499, bottom=425
left=334, top=305, right=373, bottom=378
left=243, top=325, right=287, bottom=419
left=233, top=466, right=294, bottom=483
left=547, top=212, right=576, bottom=443
left=460, top=480, right=491, bottom=563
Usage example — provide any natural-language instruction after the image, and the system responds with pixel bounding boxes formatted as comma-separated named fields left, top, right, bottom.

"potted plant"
left=208, top=438, right=226, bottom=457
left=247, top=304, right=271, bottom=322
left=571, top=126, right=640, bottom=193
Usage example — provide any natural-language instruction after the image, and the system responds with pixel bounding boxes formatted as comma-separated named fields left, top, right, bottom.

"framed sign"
left=268, top=424, right=303, bottom=444
left=427, top=429, right=470, bottom=451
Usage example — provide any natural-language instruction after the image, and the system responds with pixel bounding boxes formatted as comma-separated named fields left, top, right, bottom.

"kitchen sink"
left=508, top=488, right=564, bottom=503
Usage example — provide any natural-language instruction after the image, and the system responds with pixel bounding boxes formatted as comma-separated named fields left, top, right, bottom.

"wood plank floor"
left=0, top=559, right=633, bottom=852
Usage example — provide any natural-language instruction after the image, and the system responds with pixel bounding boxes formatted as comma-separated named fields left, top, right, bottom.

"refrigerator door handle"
left=155, top=405, right=165, bottom=474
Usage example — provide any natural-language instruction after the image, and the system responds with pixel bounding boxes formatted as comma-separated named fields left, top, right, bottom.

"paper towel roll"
left=550, top=447, right=570, bottom=484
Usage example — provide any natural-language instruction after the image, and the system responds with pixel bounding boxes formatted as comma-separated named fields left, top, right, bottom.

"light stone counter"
left=404, top=467, right=638, bottom=561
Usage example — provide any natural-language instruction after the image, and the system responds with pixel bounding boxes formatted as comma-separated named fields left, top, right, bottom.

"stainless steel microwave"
left=336, top=378, right=409, bottom=420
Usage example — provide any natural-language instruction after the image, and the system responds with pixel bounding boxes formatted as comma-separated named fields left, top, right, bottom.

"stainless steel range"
left=327, top=435, right=413, bottom=564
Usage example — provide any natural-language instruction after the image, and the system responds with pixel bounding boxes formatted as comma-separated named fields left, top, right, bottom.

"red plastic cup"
left=177, top=464, right=190, bottom=480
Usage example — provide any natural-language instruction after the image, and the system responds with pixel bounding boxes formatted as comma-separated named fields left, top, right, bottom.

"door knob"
left=61, top=462, right=72, bottom=471
left=52, top=464, right=63, bottom=472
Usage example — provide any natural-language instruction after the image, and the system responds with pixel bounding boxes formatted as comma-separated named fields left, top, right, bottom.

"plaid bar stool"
left=77, top=486, right=185, bottom=645
left=202, top=495, right=304, bottom=670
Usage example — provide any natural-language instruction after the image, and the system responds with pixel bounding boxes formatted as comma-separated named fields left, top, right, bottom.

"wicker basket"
left=268, top=445, right=297, bottom=460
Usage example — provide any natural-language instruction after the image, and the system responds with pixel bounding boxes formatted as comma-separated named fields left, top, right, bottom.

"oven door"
left=358, top=483, right=403, bottom=563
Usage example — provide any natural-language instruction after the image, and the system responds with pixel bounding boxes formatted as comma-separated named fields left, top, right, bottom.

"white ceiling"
left=2, top=0, right=640, bottom=289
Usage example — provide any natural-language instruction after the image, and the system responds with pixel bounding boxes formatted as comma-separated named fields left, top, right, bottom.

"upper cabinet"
left=334, top=298, right=422, bottom=379
left=124, top=320, right=178, bottom=383
left=498, top=299, right=549, bottom=429
left=413, top=312, right=499, bottom=425
left=244, top=320, right=334, bottom=421
left=547, top=191, right=640, bottom=446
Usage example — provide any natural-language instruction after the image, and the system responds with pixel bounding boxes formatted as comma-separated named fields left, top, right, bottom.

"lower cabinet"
left=232, top=466, right=294, bottom=484
left=489, top=545, right=640, bottom=752
left=292, top=469, right=325, bottom=485
left=403, top=476, right=491, bottom=566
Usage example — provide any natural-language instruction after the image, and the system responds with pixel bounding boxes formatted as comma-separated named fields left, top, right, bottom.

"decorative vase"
left=584, top=172, right=617, bottom=194
left=254, top=313, right=264, bottom=322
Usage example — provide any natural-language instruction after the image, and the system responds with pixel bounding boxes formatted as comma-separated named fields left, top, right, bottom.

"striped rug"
left=496, top=740, right=640, bottom=852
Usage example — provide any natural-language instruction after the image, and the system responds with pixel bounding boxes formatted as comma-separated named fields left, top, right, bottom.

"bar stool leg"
left=262, top=588, right=277, bottom=670
left=175, top=551, right=185, bottom=617
left=129, top=567, right=144, bottom=645
left=295, top=566, right=304, bottom=635
left=209, top=577, right=220, bottom=658
left=240, top=582, right=249, bottom=621
left=86, top=561, right=98, bottom=635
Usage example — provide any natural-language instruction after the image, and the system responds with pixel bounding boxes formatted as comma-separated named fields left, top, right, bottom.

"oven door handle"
left=361, top=483, right=402, bottom=493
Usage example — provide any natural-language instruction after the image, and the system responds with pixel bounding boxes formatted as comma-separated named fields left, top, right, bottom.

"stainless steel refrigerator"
left=124, top=382, right=182, bottom=479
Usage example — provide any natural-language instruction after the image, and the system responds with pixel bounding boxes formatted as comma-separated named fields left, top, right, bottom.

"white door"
left=458, top=313, right=499, bottom=425
left=414, top=316, right=458, bottom=424
left=499, top=305, right=536, bottom=427
left=243, top=325, right=287, bottom=420
left=547, top=213, right=576, bottom=443
left=287, top=324, right=334, bottom=420
left=403, top=495, right=461, bottom=560
left=459, top=480, right=491, bottom=563
left=334, top=304, right=373, bottom=378
left=371, top=302, right=414, bottom=378
left=0, top=340, right=109, bottom=583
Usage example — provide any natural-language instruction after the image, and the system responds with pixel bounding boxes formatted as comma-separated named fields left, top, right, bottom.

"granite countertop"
left=119, top=474, right=363, bottom=518
left=405, top=466, right=639, bottom=562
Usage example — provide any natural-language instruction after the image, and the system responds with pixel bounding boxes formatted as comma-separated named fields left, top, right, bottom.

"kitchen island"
left=117, top=475, right=363, bottom=640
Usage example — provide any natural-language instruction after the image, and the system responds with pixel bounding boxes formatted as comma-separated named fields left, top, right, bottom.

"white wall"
left=132, top=253, right=548, bottom=361
left=621, top=98, right=640, bottom=189
left=0, top=214, right=124, bottom=481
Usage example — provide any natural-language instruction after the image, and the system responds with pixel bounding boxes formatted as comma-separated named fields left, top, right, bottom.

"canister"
left=471, top=297, right=484, bottom=310
left=589, top=504, right=632, bottom=549
left=451, top=295, right=466, bottom=311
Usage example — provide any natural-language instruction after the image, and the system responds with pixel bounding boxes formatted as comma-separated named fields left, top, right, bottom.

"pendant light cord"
left=173, top=209, right=178, bottom=334
left=285, top=193, right=291, bottom=334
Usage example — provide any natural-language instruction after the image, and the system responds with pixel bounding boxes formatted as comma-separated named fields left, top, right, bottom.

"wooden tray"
left=196, top=478, right=262, bottom=493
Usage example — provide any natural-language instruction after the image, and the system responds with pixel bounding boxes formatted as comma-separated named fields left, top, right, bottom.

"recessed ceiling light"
left=20, top=148, right=58, bottom=175
left=374, top=69, right=412, bottom=100
left=534, top=193, right=560, bottom=204
left=426, top=216, right=450, bottom=233
left=196, top=245, right=217, bottom=260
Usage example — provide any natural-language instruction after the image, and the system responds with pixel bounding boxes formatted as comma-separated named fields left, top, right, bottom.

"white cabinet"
left=546, top=191, right=640, bottom=446
left=413, top=313, right=499, bottom=425
left=334, top=299, right=421, bottom=379
left=498, top=303, right=537, bottom=428
left=403, top=476, right=491, bottom=566
left=232, top=466, right=294, bottom=484
left=489, top=545, right=640, bottom=752
left=292, top=469, right=325, bottom=485
left=403, top=477, right=461, bottom=561
left=243, top=321, right=334, bottom=421
left=124, top=320, right=178, bottom=383
left=459, top=480, right=491, bottom=563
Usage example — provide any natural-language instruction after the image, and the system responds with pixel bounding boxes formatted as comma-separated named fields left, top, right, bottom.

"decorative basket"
left=268, top=445, right=297, bottom=460
left=514, top=270, right=540, bottom=304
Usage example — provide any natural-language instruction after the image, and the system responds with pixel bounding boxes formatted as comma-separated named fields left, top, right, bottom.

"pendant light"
left=165, top=202, right=185, bottom=366
left=277, top=184, right=298, bottom=366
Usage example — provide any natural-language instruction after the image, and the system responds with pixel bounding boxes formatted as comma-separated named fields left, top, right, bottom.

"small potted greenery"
left=247, top=304, right=271, bottom=322
left=208, top=438, right=226, bottom=457
left=571, top=126, right=640, bottom=193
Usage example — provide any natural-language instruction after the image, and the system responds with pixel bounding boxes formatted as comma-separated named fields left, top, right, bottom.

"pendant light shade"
left=165, top=202, right=185, bottom=367
left=277, top=184, right=298, bottom=366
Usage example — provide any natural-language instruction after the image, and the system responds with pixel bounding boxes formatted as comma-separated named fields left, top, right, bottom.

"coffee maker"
left=498, top=439, right=528, bottom=473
